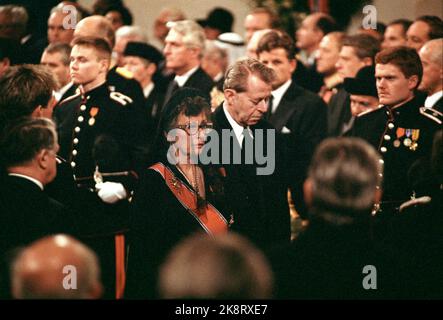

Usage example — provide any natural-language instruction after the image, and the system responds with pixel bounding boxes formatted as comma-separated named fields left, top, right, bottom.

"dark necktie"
left=165, top=80, right=179, bottom=105
left=265, top=94, right=274, bottom=121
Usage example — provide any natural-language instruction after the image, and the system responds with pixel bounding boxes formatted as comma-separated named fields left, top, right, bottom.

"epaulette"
left=58, top=89, right=81, bottom=106
left=110, top=91, right=133, bottom=106
left=399, top=196, right=432, bottom=213
left=419, top=107, right=442, bottom=125
left=357, top=104, right=384, bottom=118
left=115, top=67, right=134, bottom=79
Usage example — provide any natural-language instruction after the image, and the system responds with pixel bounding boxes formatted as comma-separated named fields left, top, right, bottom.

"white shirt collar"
left=271, top=79, right=292, bottom=113
left=143, top=82, right=155, bottom=99
left=174, top=66, right=199, bottom=87
left=54, top=82, right=74, bottom=102
left=8, top=173, right=44, bottom=190
left=214, top=72, right=224, bottom=82
left=223, top=103, right=252, bottom=146
left=424, top=90, right=443, bottom=108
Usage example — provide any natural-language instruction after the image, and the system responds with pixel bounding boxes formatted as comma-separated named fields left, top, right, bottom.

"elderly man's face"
left=163, top=29, right=197, bottom=75
left=227, top=75, right=272, bottom=127
left=419, top=44, right=442, bottom=94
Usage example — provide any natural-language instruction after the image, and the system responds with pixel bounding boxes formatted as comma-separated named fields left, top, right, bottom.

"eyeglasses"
left=174, top=122, right=214, bottom=136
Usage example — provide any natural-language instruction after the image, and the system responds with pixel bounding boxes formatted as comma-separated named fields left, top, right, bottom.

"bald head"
left=12, top=235, right=102, bottom=299
left=74, top=15, right=115, bottom=48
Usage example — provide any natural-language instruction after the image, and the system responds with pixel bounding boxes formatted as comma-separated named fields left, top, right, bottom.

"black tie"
left=265, top=95, right=274, bottom=121
left=165, top=80, right=179, bottom=105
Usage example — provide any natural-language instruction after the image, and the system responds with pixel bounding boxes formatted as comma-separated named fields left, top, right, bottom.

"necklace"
left=176, top=164, right=205, bottom=209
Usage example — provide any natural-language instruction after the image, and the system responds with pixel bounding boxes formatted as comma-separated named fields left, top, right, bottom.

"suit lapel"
left=269, top=83, right=299, bottom=132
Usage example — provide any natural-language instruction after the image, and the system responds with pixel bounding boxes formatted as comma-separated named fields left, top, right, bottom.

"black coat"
left=125, top=163, right=229, bottom=298
left=327, top=86, right=352, bottom=137
left=352, top=95, right=442, bottom=206
left=268, top=82, right=327, bottom=218
left=0, top=175, right=74, bottom=299
left=212, top=105, right=290, bottom=249
left=54, top=82, right=149, bottom=180
left=163, top=67, right=214, bottom=107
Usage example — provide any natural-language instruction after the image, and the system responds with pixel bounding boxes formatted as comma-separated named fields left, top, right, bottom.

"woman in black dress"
left=125, top=88, right=231, bottom=298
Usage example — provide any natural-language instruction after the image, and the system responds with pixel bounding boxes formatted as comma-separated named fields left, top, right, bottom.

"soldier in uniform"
left=352, top=46, right=442, bottom=213
left=73, top=15, right=147, bottom=112
left=53, top=36, right=147, bottom=298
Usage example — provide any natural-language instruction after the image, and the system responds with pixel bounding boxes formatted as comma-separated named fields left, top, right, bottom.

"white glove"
left=95, top=182, right=127, bottom=204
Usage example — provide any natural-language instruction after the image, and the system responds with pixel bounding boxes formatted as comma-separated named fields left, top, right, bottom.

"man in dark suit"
left=163, top=20, right=214, bottom=105
left=0, top=117, right=74, bottom=298
left=257, top=30, right=327, bottom=219
left=419, top=39, right=443, bottom=113
left=40, top=42, right=77, bottom=106
left=212, top=58, right=290, bottom=250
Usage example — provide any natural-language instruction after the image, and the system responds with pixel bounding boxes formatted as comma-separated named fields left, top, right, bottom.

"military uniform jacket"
left=54, top=82, right=148, bottom=185
left=352, top=95, right=442, bottom=203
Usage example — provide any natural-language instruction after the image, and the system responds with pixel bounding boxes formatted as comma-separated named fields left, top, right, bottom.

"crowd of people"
left=0, top=0, right=442, bottom=299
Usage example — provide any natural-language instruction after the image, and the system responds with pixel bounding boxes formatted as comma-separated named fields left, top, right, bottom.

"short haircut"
left=308, top=137, right=383, bottom=222
left=342, top=34, right=381, bottom=63
left=315, top=13, right=339, bottom=35
left=250, top=7, right=281, bottom=29
left=159, top=233, right=273, bottom=299
left=388, top=18, right=412, bottom=35
left=0, top=117, right=57, bottom=168
left=375, top=46, right=423, bottom=84
left=416, top=15, right=443, bottom=40
left=0, top=65, right=57, bottom=128
left=168, top=20, right=206, bottom=54
left=71, top=36, right=112, bottom=60
left=103, top=5, right=133, bottom=26
left=256, top=30, right=296, bottom=60
left=224, top=57, right=275, bottom=92
left=44, top=42, right=72, bottom=66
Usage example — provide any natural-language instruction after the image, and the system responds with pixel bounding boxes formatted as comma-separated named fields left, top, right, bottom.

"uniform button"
left=80, top=105, right=86, bottom=111
left=73, top=138, right=79, bottom=145
left=388, top=123, right=394, bottom=129
left=77, top=116, right=84, bottom=122
left=379, top=159, right=384, bottom=164
left=386, top=110, right=390, bottom=115
left=72, top=150, right=77, bottom=156
left=384, top=135, right=391, bottom=141
left=74, top=126, right=81, bottom=133
left=70, top=162, right=76, bottom=168
left=379, top=173, right=383, bottom=177
left=380, top=147, right=387, bottom=153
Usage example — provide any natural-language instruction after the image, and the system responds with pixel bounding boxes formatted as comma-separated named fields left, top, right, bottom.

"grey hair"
left=308, top=137, right=383, bottom=218
left=168, top=20, right=206, bottom=56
